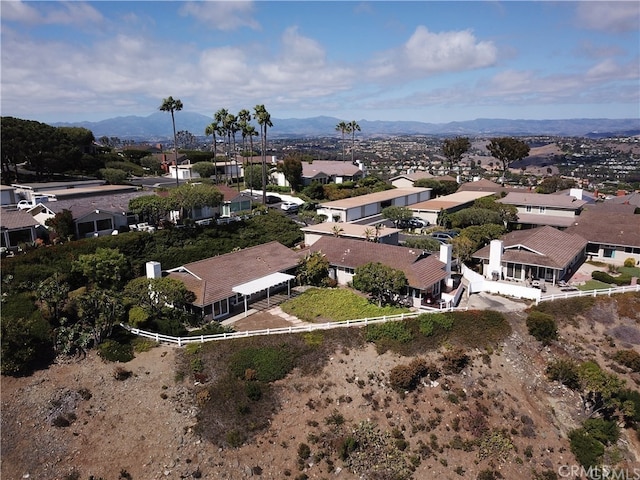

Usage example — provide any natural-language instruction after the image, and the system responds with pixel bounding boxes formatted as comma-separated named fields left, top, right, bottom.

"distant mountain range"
left=52, top=112, right=640, bottom=140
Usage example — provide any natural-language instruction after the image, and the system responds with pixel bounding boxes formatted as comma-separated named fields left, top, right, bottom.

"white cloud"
left=179, top=1, right=259, bottom=31
left=0, top=1, right=103, bottom=26
left=368, top=26, right=497, bottom=80
left=576, top=1, right=640, bottom=33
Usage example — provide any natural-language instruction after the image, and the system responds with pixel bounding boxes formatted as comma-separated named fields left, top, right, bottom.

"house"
left=605, top=191, right=640, bottom=208
left=471, top=225, right=587, bottom=285
left=301, top=222, right=401, bottom=246
left=455, top=178, right=514, bottom=196
left=307, top=236, right=453, bottom=308
left=316, top=187, right=431, bottom=223
left=157, top=241, right=301, bottom=319
left=408, top=191, right=496, bottom=226
left=11, top=180, right=112, bottom=202
left=496, top=191, right=587, bottom=229
left=564, top=204, right=640, bottom=265
left=216, top=185, right=253, bottom=218
left=1, top=185, right=17, bottom=206
left=0, top=208, right=41, bottom=251
left=389, top=171, right=434, bottom=188
left=274, top=160, right=365, bottom=188
left=29, top=191, right=148, bottom=238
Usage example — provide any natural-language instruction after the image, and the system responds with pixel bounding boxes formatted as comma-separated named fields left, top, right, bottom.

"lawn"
left=281, top=288, right=410, bottom=323
left=579, top=280, right=615, bottom=291
left=619, top=266, right=640, bottom=278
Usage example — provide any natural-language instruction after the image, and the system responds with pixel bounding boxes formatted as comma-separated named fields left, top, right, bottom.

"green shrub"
left=366, top=321, right=413, bottom=343
left=338, top=435, right=358, bottom=460
left=297, top=443, right=311, bottom=460
left=582, top=418, right=619, bottom=446
left=592, top=270, right=631, bottom=286
left=1, top=315, right=54, bottom=376
left=441, top=347, right=470, bottom=374
left=613, top=349, right=640, bottom=372
left=229, top=346, right=295, bottom=382
left=418, top=313, right=454, bottom=336
left=546, top=358, right=580, bottom=390
left=128, top=306, right=149, bottom=327
left=526, top=311, right=558, bottom=345
left=532, top=297, right=595, bottom=320
left=623, top=258, right=636, bottom=268
left=245, top=382, right=263, bottom=401
left=568, top=428, right=605, bottom=468
left=97, top=339, right=134, bottom=363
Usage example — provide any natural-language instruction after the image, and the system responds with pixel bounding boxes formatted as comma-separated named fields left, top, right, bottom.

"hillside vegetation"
left=1, top=293, right=639, bottom=480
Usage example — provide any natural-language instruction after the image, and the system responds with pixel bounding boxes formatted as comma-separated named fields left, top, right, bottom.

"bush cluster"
left=365, top=321, right=414, bottom=344
left=388, top=358, right=440, bottom=392
left=98, top=339, right=134, bottom=363
left=612, top=349, right=640, bottom=372
left=526, top=311, right=558, bottom=345
left=592, top=270, right=632, bottom=286
left=229, top=346, right=295, bottom=383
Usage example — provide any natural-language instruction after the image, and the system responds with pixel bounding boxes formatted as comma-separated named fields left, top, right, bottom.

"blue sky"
left=1, top=1, right=638, bottom=124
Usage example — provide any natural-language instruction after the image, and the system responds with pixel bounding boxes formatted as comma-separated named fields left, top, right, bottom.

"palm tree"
left=237, top=109, right=251, bottom=185
left=335, top=121, right=348, bottom=162
left=348, top=120, right=361, bottom=164
left=214, top=108, right=229, bottom=183
left=253, top=104, right=273, bottom=204
left=159, top=96, right=183, bottom=188
left=204, top=121, right=219, bottom=183
left=228, top=113, right=241, bottom=191
left=331, top=225, right=344, bottom=237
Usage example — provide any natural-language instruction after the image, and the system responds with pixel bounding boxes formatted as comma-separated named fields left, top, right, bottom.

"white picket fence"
left=537, top=284, right=640, bottom=304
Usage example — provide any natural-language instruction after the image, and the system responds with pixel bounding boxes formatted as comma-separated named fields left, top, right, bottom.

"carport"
left=232, top=272, right=296, bottom=317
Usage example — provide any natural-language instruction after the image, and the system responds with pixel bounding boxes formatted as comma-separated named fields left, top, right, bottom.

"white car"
left=17, top=200, right=34, bottom=210
left=281, top=202, right=299, bottom=212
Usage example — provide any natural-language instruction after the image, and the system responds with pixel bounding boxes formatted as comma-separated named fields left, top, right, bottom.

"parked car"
left=398, top=217, right=429, bottom=229
left=430, top=230, right=459, bottom=242
left=265, top=195, right=281, bottom=204
left=281, top=201, right=299, bottom=212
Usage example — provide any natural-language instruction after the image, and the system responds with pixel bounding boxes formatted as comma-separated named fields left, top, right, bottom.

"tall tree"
left=348, top=120, right=361, bottom=164
left=335, top=121, right=348, bottom=162
left=159, top=96, right=184, bottom=188
left=225, top=113, right=240, bottom=191
left=72, top=248, right=129, bottom=291
left=487, top=137, right=530, bottom=185
left=352, top=262, right=408, bottom=307
left=214, top=108, right=230, bottom=182
left=442, top=137, right=471, bottom=174
left=205, top=120, right=220, bottom=183
left=280, top=154, right=303, bottom=192
left=253, top=104, right=273, bottom=204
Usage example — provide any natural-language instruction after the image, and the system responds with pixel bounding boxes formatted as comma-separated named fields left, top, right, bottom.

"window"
left=603, top=248, right=615, bottom=258
left=538, top=206, right=546, bottom=214
left=526, top=205, right=532, bottom=213
left=77, top=221, right=94, bottom=237
left=214, top=299, right=229, bottom=317
left=96, top=218, right=113, bottom=231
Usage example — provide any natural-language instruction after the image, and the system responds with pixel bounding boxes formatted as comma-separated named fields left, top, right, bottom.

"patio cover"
left=232, top=272, right=295, bottom=317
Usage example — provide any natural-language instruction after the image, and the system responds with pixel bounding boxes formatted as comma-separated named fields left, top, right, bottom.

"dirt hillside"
left=2, top=296, right=639, bottom=480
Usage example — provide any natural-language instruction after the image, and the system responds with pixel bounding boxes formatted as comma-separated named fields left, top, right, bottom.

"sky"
left=1, top=1, right=639, bottom=124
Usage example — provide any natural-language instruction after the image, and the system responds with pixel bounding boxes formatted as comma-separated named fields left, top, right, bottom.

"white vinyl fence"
left=537, top=284, right=640, bottom=305
left=120, top=307, right=467, bottom=346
